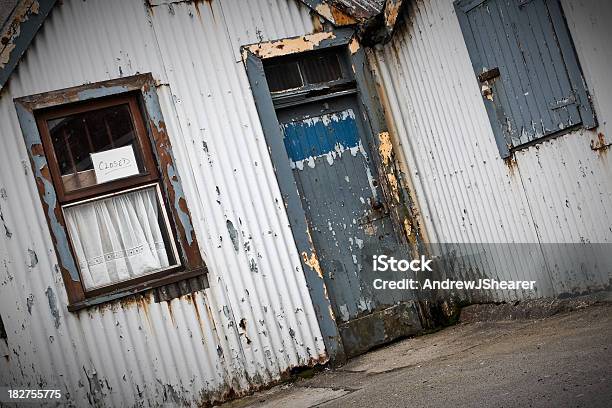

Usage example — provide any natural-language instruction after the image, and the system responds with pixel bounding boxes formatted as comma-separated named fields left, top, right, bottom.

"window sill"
left=66, top=268, right=208, bottom=312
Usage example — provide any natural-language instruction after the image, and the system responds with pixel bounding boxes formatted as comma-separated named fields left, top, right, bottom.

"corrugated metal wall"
left=371, top=0, right=612, bottom=302
left=2, top=0, right=611, bottom=404
left=0, top=0, right=326, bottom=406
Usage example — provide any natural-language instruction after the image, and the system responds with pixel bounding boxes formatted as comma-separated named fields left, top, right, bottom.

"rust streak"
left=166, top=301, right=176, bottom=326
left=326, top=4, right=357, bottom=25
left=590, top=132, right=609, bottom=156
left=387, top=172, right=400, bottom=203
left=384, top=0, right=402, bottom=29
left=136, top=296, right=152, bottom=329
left=191, top=296, right=207, bottom=338
left=504, top=155, right=518, bottom=176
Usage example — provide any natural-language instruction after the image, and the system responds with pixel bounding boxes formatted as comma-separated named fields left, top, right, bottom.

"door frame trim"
left=243, top=28, right=399, bottom=363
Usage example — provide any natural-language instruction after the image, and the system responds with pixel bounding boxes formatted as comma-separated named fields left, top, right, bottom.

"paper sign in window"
left=91, top=145, right=139, bottom=184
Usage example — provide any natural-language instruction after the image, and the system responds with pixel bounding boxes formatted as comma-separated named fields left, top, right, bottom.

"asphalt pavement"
left=220, top=301, right=612, bottom=408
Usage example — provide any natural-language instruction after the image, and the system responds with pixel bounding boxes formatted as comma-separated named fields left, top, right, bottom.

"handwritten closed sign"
left=91, top=145, right=139, bottom=184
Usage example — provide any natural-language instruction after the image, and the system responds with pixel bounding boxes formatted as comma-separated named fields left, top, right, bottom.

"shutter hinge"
left=550, top=93, right=578, bottom=110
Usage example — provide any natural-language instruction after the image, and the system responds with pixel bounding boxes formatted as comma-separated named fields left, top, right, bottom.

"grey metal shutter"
left=455, top=0, right=597, bottom=158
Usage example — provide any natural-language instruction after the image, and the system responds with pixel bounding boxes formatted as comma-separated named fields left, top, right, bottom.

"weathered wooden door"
left=276, top=95, right=419, bottom=357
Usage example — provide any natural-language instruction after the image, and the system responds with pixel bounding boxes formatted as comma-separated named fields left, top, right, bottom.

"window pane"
left=47, top=104, right=146, bottom=192
left=63, top=186, right=179, bottom=290
left=263, top=49, right=345, bottom=93
left=264, top=61, right=303, bottom=92
left=300, top=51, right=343, bottom=85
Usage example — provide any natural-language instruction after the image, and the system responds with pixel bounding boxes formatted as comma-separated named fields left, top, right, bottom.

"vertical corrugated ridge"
left=148, top=0, right=324, bottom=380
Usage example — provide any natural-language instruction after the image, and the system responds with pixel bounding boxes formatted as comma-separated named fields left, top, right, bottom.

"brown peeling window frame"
left=15, top=74, right=208, bottom=311
left=36, top=94, right=159, bottom=202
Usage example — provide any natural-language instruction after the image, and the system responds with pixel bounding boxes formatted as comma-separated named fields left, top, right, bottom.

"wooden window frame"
left=14, top=74, right=208, bottom=311
left=36, top=94, right=160, bottom=203
left=60, top=182, right=183, bottom=297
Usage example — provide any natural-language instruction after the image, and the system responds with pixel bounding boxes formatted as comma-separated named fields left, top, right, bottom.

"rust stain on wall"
left=387, top=172, right=400, bottom=203
left=166, top=301, right=176, bottom=326
left=329, top=6, right=357, bottom=26
left=590, top=132, right=609, bottom=156
left=384, top=0, right=403, bottom=29
left=312, top=3, right=356, bottom=26
left=504, top=154, right=518, bottom=176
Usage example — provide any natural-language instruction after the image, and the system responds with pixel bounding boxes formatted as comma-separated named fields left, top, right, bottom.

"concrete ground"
left=220, top=301, right=612, bottom=408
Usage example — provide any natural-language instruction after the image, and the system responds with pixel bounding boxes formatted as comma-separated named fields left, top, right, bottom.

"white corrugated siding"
left=0, top=0, right=324, bottom=406
left=371, top=0, right=612, bottom=301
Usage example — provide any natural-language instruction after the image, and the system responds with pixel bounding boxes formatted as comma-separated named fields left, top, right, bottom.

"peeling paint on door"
left=277, top=95, right=421, bottom=356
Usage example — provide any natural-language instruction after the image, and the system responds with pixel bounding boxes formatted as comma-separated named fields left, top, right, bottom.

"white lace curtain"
left=64, top=187, right=171, bottom=290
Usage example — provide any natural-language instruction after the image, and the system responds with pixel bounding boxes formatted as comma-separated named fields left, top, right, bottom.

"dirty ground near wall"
left=219, top=293, right=612, bottom=408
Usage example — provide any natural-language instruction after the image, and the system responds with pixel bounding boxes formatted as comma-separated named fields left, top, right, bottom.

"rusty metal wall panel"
left=0, top=0, right=325, bottom=406
left=370, top=0, right=612, bottom=301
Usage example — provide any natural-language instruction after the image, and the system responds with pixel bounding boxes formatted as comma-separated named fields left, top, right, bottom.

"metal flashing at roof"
left=299, top=0, right=383, bottom=22
left=299, top=0, right=406, bottom=44
left=0, top=0, right=406, bottom=92
left=331, top=0, right=385, bottom=20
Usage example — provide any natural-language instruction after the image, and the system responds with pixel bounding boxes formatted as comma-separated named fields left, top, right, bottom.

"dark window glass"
left=263, top=48, right=346, bottom=93
left=264, top=61, right=303, bottom=92
left=47, top=104, right=145, bottom=192
left=301, top=51, right=342, bottom=85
